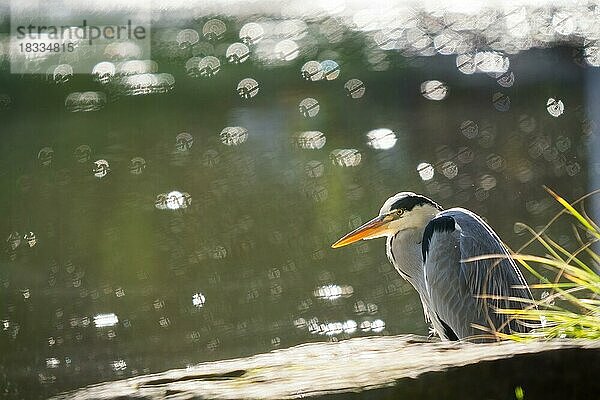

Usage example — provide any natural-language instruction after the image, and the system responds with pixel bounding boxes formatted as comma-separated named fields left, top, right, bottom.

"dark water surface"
left=0, top=11, right=598, bottom=398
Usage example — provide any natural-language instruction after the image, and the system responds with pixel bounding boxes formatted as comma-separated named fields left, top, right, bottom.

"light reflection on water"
left=0, top=3, right=597, bottom=399
left=93, top=313, right=119, bottom=328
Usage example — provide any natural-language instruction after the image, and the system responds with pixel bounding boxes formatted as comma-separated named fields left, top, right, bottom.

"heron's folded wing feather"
left=423, top=208, right=534, bottom=339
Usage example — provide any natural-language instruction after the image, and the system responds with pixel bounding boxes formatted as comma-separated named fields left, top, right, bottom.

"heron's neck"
left=386, top=227, right=427, bottom=294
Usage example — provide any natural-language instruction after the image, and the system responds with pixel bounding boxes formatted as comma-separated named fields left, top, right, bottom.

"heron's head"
left=331, top=192, right=443, bottom=248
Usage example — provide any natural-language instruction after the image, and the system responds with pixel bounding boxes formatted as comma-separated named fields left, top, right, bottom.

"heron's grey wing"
left=421, top=216, right=480, bottom=340
left=422, top=208, right=534, bottom=340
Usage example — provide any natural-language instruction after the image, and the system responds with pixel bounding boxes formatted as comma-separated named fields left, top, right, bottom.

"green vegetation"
left=515, top=385, right=525, bottom=400
left=497, top=187, right=600, bottom=340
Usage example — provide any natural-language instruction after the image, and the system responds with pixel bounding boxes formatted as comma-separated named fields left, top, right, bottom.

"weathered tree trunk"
left=51, top=335, right=600, bottom=400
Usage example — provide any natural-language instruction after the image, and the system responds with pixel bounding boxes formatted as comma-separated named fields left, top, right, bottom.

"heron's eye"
left=383, top=209, right=404, bottom=221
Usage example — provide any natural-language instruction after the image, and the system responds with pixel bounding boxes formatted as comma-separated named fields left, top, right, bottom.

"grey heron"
left=331, top=192, right=534, bottom=341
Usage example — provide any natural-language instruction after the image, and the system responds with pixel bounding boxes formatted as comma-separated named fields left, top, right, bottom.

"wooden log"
left=51, top=335, right=600, bottom=399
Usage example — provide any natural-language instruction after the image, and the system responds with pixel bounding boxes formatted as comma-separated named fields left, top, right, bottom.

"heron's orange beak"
left=331, top=215, right=388, bottom=248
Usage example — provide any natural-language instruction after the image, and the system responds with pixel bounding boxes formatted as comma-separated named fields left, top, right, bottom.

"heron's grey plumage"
left=421, top=208, right=534, bottom=340
left=337, top=192, right=535, bottom=341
